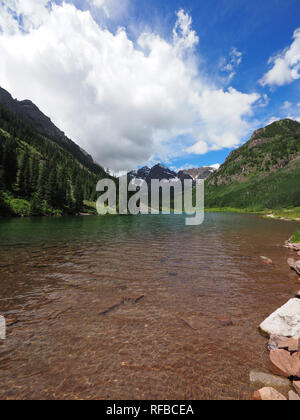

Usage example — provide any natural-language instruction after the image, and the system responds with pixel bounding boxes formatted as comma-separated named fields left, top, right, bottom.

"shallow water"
left=0, top=213, right=299, bottom=400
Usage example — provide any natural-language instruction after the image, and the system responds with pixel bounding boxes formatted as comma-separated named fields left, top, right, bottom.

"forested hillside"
left=205, top=119, right=300, bottom=210
left=0, top=104, right=109, bottom=217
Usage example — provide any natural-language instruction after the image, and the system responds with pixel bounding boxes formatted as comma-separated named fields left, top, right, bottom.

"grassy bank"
left=205, top=206, right=300, bottom=221
left=271, top=207, right=300, bottom=221
left=204, top=207, right=265, bottom=214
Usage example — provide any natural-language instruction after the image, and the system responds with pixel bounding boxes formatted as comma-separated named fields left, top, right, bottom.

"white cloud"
left=266, top=116, right=281, bottom=125
left=171, top=162, right=220, bottom=172
left=187, top=87, right=259, bottom=154
left=0, top=0, right=50, bottom=34
left=220, top=47, right=243, bottom=82
left=210, top=163, right=220, bottom=170
left=257, top=93, right=269, bottom=107
left=281, top=101, right=292, bottom=109
left=297, top=102, right=300, bottom=107
left=172, top=9, right=199, bottom=55
left=92, top=0, right=110, bottom=16
left=91, top=0, right=129, bottom=19
left=0, top=2, right=260, bottom=171
left=260, top=28, right=300, bottom=87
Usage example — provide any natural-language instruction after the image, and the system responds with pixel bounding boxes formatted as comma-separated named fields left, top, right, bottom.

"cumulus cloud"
left=260, top=28, right=300, bottom=87
left=0, top=2, right=260, bottom=171
left=0, top=0, right=50, bottom=34
left=187, top=87, right=259, bottom=154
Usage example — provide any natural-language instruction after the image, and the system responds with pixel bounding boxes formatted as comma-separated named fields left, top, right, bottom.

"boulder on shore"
left=250, top=370, right=291, bottom=394
left=268, top=335, right=300, bottom=352
left=252, top=387, right=287, bottom=401
left=260, top=299, right=300, bottom=338
left=289, top=390, right=300, bottom=400
left=293, top=381, right=300, bottom=396
left=288, top=258, right=300, bottom=275
left=270, top=349, right=300, bottom=378
left=285, top=240, right=300, bottom=252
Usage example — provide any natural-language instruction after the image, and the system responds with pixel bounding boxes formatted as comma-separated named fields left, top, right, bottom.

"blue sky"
left=0, top=0, right=300, bottom=173
left=127, top=0, right=300, bottom=170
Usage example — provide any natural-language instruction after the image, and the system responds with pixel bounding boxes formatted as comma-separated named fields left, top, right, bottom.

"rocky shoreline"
left=251, top=238, right=300, bottom=400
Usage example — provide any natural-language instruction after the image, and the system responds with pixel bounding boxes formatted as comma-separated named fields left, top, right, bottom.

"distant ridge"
left=127, top=163, right=217, bottom=183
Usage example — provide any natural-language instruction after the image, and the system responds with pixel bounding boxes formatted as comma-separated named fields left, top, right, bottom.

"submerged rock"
left=250, top=371, right=291, bottom=394
left=261, top=256, right=273, bottom=265
left=219, top=317, right=234, bottom=327
left=270, top=349, right=300, bottom=378
left=252, top=387, right=287, bottom=401
left=260, top=299, right=300, bottom=338
left=181, top=316, right=203, bottom=331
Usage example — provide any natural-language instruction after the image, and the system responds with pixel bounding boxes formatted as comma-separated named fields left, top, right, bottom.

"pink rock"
left=293, top=381, right=300, bottom=396
left=270, top=349, right=300, bottom=378
left=289, top=390, right=300, bottom=400
left=252, top=387, right=287, bottom=401
left=268, top=336, right=299, bottom=352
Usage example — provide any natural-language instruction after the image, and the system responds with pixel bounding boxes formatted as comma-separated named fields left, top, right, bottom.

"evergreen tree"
left=30, top=192, right=42, bottom=216
left=38, top=161, right=49, bottom=201
left=31, top=157, right=40, bottom=194
left=2, top=140, right=18, bottom=191
left=19, top=151, right=32, bottom=198
left=45, top=165, right=58, bottom=208
left=65, top=182, right=74, bottom=212
left=74, top=177, right=84, bottom=213
left=57, top=166, right=68, bottom=209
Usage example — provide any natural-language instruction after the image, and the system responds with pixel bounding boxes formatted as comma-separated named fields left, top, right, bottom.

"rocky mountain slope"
left=205, top=119, right=300, bottom=209
left=0, top=86, right=105, bottom=176
left=0, top=89, right=109, bottom=216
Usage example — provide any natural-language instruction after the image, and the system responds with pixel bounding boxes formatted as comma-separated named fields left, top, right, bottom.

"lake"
left=0, top=213, right=299, bottom=400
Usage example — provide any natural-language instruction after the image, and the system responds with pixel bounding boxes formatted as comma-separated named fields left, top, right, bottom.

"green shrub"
left=291, top=231, right=300, bottom=243
left=9, top=198, right=31, bottom=216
